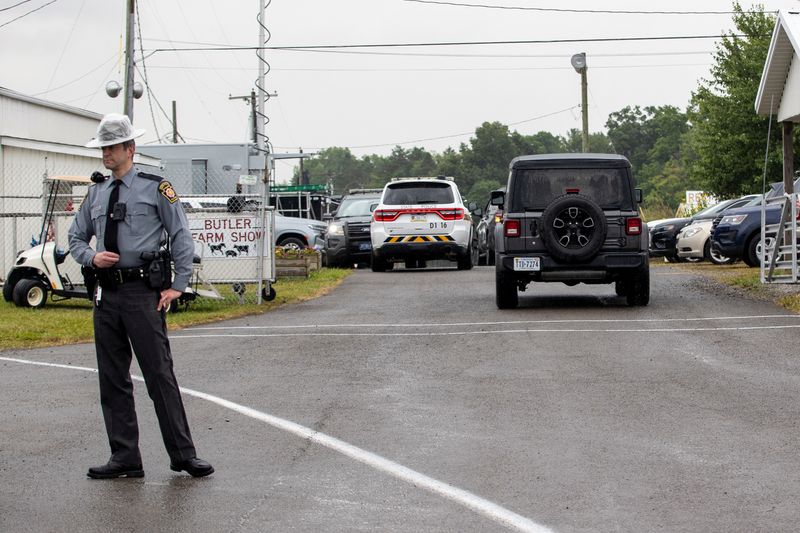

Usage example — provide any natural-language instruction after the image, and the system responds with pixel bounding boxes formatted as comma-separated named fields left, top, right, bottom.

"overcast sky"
left=2, top=0, right=799, bottom=183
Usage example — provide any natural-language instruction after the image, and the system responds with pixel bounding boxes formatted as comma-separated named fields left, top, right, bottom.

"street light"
left=571, top=52, right=589, bottom=153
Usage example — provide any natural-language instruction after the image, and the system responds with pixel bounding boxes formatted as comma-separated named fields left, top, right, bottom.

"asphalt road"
left=2, top=264, right=800, bottom=533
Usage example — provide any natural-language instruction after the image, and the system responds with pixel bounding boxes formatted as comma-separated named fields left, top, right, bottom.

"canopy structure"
left=755, top=11, right=800, bottom=122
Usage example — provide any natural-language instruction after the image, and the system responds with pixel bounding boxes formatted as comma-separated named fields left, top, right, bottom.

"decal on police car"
left=159, top=181, right=179, bottom=203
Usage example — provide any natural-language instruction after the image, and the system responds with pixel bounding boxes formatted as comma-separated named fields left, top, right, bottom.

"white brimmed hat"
left=85, top=113, right=145, bottom=148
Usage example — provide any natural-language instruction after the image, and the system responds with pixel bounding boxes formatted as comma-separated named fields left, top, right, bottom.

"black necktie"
left=104, top=180, right=121, bottom=254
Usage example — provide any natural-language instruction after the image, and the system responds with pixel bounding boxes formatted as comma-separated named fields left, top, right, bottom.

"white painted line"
left=171, top=323, right=800, bottom=339
left=185, top=314, right=800, bottom=331
left=0, top=356, right=554, bottom=533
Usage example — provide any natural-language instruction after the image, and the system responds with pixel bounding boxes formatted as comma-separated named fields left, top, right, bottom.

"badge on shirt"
left=159, top=181, right=179, bottom=203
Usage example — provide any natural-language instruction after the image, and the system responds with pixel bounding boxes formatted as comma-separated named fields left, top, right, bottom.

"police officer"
left=68, top=113, right=213, bottom=479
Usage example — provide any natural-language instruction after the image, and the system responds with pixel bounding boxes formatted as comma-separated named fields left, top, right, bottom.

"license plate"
left=410, top=215, right=427, bottom=222
left=514, top=257, right=540, bottom=271
left=358, top=242, right=372, bottom=251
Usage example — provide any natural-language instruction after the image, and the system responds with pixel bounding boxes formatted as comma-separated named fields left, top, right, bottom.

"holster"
left=81, top=265, right=97, bottom=297
left=144, top=252, right=172, bottom=290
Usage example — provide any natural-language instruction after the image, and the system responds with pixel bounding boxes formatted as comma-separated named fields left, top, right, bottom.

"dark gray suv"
left=492, top=153, right=649, bottom=308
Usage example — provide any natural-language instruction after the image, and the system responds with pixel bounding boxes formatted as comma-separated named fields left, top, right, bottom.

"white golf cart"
left=3, top=174, right=221, bottom=310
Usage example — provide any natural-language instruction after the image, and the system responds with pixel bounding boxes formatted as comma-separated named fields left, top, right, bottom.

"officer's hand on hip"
left=158, top=288, right=182, bottom=311
left=92, top=251, right=120, bottom=269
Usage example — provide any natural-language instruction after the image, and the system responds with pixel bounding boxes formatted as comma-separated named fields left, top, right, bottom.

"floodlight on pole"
left=571, top=52, right=589, bottom=153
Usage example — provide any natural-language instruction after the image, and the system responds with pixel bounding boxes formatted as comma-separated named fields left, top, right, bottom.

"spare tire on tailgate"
left=540, top=193, right=607, bottom=263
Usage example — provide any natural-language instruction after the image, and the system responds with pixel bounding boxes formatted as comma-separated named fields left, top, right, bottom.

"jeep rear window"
left=383, top=182, right=454, bottom=205
left=510, top=168, right=632, bottom=210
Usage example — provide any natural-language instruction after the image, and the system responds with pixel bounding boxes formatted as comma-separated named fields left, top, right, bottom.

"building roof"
left=755, top=11, right=800, bottom=119
left=0, top=85, right=102, bottom=120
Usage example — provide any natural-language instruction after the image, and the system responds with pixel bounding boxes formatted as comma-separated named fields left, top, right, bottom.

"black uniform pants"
left=93, top=280, right=196, bottom=465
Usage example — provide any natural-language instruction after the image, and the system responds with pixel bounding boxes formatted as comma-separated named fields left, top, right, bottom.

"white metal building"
left=0, top=86, right=159, bottom=274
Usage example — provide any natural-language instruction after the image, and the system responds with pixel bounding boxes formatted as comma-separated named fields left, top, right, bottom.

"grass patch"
left=0, top=268, right=351, bottom=351
left=663, top=260, right=800, bottom=313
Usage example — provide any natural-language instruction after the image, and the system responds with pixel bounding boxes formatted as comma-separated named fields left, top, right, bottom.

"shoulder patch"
left=137, top=172, right=164, bottom=182
left=159, top=181, right=179, bottom=204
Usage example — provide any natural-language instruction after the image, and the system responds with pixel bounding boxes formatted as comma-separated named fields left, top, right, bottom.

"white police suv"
left=370, top=176, right=475, bottom=271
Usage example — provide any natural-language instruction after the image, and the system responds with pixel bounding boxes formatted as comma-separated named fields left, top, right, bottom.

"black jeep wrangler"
left=492, top=153, right=649, bottom=308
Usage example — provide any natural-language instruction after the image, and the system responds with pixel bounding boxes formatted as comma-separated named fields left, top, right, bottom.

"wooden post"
left=783, top=121, right=794, bottom=194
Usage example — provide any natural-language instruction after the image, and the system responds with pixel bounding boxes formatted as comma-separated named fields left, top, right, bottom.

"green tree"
left=296, top=147, right=372, bottom=193
left=685, top=3, right=792, bottom=197
left=605, top=105, right=693, bottom=210
left=562, top=128, right=613, bottom=153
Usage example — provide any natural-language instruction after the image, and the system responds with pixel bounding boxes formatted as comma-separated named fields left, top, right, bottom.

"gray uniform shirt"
left=68, top=167, right=194, bottom=292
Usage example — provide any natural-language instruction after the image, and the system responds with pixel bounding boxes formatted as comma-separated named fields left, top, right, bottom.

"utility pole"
left=580, top=68, right=589, bottom=152
left=123, top=0, right=136, bottom=121
left=571, top=52, right=589, bottom=152
left=171, top=101, right=178, bottom=143
left=229, top=90, right=259, bottom=145
left=299, top=147, right=305, bottom=185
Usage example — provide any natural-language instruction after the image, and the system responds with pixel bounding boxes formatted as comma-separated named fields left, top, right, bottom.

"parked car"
left=475, top=187, right=505, bottom=265
left=711, top=178, right=800, bottom=266
left=182, top=196, right=326, bottom=250
left=370, top=176, right=475, bottom=271
left=323, top=188, right=382, bottom=267
left=676, top=194, right=764, bottom=264
left=649, top=195, right=761, bottom=262
left=492, top=153, right=648, bottom=308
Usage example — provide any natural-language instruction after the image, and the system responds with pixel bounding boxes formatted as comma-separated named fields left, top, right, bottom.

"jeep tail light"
left=565, top=187, right=580, bottom=194
left=504, top=219, right=520, bottom=237
left=373, top=209, right=400, bottom=222
left=625, top=217, right=642, bottom=235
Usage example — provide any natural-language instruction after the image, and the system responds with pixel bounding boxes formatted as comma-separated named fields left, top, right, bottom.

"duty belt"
left=97, top=266, right=147, bottom=286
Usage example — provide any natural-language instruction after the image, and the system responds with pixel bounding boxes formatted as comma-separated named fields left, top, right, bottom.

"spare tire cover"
left=541, top=193, right=607, bottom=262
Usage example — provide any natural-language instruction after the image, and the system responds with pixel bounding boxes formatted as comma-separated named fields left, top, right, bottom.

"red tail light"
left=373, top=207, right=463, bottom=221
left=504, top=219, right=520, bottom=237
left=437, top=208, right=465, bottom=220
left=625, top=217, right=642, bottom=235
left=373, top=209, right=400, bottom=222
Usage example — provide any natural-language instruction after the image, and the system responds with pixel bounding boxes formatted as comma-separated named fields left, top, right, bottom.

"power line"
left=0, top=0, right=34, bottom=13
left=323, top=105, right=580, bottom=150
left=30, top=52, right=117, bottom=96
left=399, top=0, right=748, bottom=15
left=146, top=34, right=753, bottom=55
left=0, top=0, right=60, bottom=28
left=144, top=63, right=711, bottom=72
left=143, top=37, right=715, bottom=58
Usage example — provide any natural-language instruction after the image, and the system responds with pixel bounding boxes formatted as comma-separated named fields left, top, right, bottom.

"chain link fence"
left=2, top=154, right=278, bottom=307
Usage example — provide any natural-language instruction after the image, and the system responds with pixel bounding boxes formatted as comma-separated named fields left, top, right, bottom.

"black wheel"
left=625, top=267, right=650, bottom=306
left=470, top=238, right=480, bottom=267
left=12, top=278, right=48, bottom=308
left=665, top=254, right=680, bottom=263
left=457, top=242, right=475, bottom=271
left=495, top=271, right=518, bottom=309
left=3, top=279, right=16, bottom=302
left=743, top=233, right=775, bottom=268
left=404, top=259, right=420, bottom=269
left=541, top=194, right=607, bottom=263
left=262, top=286, right=276, bottom=301
left=705, top=239, right=735, bottom=265
left=614, top=280, right=628, bottom=297
left=277, top=236, right=305, bottom=251
left=371, top=253, right=388, bottom=272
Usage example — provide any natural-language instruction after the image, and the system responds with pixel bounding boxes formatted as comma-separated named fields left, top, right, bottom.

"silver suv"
left=370, top=177, right=475, bottom=271
left=492, top=154, right=649, bottom=308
